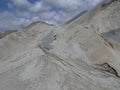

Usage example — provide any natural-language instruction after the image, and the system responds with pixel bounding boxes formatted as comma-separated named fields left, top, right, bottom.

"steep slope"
left=0, top=0, right=120, bottom=90
left=65, top=0, right=120, bottom=75
left=0, top=32, right=3, bottom=38
left=0, top=30, right=17, bottom=39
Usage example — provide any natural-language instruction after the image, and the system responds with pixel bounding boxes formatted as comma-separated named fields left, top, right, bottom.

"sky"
left=0, top=0, right=102, bottom=31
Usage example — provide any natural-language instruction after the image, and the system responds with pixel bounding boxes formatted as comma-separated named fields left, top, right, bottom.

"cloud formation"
left=0, top=0, right=102, bottom=31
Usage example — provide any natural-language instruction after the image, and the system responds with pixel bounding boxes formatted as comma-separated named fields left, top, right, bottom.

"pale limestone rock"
left=0, top=0, right=120, bottom=90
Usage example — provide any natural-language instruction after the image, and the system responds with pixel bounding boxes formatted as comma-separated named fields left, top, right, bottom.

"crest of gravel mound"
left=0, top=0, right=120, bottom=90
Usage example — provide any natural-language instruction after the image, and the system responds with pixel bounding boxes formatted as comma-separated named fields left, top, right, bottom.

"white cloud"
left=0, top=0, right=102, bottom=31
left=29, top=1, right=51, bottom=12
left=12, top=18, right=30, bottom=26
left=12, top=0, right=31, bottom=6
left=30, top=1, right=43, bottom=12
left=45, top=0, right=82, bottom=10
left=43, top=0, right=102, bottom=11
left=0, top=11, right=31, bottom=30
left=88, top=0, right=103, bottom=7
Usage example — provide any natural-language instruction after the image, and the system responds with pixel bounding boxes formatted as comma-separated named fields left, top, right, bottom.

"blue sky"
left=0, top=0, right=102, bottom=31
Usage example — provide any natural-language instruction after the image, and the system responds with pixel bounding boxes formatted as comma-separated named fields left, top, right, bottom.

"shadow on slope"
left=65, top=10, right=88, bottom=25
left=0, top=30, right=18, bottom=39
left=102, top=28, right=120, bottom=43
left=100, top=28, right=120, bottom=51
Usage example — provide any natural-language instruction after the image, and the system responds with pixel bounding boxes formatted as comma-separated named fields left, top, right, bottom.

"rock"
left=0, top=30, right=17, bottom=39
left=0, top=0, right=120, bottom=90
left=0, top=32, right=4, bottom=38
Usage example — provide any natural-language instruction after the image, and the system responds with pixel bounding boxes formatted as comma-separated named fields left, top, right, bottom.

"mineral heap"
left=0, top=0, right=120, bottom=90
